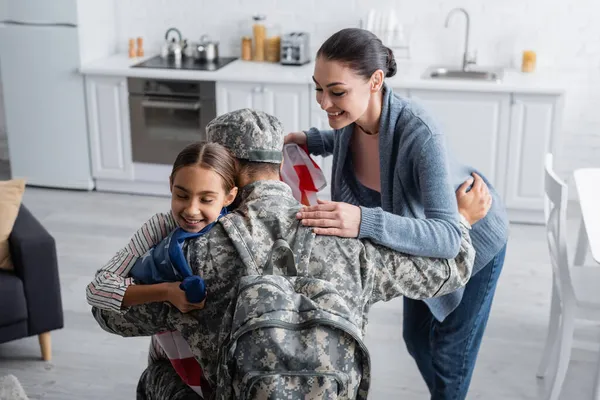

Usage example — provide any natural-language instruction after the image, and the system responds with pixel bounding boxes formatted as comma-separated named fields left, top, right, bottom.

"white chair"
left=536, top=154, right=600, bottom=400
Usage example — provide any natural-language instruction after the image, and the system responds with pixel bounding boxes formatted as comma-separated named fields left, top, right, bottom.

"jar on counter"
left=241, top=36, right=252, bottom=61
left=252, top=14, right=267, bottom=61
left=521, top=50, right=536, bottom=73
left=264, top=24, right=281, bottom=63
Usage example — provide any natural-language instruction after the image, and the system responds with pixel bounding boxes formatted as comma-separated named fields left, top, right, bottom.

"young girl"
left=86, top=141, right=238, bottom=399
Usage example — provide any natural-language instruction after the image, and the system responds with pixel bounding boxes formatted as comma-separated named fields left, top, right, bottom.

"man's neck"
left=237, top=173, right=281, bottom=189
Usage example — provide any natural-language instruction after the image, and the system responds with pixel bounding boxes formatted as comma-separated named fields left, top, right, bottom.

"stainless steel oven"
left=128, top=77, right=216, bottom=165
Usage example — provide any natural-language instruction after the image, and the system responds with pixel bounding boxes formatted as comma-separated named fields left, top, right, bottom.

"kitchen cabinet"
left=81, top=64, right=563, bottom=222
left=216, top=82, right=259, bottom=114
left=394, top=87, right=563, bottom=224
left=504, top=94, right=563, bottom=223
left=408, top=90, right=511, bottom=197
left=216, top=82, right=310, bottom=132
left=85, top=75, right=134, bottom=181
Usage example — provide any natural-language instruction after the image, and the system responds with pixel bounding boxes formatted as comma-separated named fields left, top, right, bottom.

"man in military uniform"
left=92, top=109, right=478, bottom=399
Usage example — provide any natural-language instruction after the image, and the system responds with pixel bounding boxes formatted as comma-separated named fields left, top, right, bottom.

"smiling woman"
left=312, top=29, right=396, bottom=135
left=284, top=27, right=509, bottom=399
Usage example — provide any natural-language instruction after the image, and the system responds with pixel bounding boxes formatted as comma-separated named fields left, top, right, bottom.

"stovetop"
left=132, top=55, right=237, bottom=71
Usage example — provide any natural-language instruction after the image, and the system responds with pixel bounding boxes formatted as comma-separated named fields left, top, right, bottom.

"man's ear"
left=225, top=187, right=239, bottom=207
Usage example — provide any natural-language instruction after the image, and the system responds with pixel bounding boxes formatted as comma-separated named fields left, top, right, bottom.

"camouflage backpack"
left=215, top=215, right=372, bottom=399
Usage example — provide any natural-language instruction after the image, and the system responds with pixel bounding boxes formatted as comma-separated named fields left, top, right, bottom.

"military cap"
left=206, top=108, right=284, bottom=163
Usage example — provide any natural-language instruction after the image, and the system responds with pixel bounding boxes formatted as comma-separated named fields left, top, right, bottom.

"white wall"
left=113, top=0, right=600, bottom=191
left=76, top=0, right=117, bottom=65
left=0, top=78, right=7, bottom=161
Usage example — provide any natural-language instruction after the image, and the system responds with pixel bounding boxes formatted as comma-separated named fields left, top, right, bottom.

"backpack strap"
left=264, top=239, right=297, bottom=276
left=220, top=213, right=312, bottom=277
left=219, top=215, right=261, bottom=276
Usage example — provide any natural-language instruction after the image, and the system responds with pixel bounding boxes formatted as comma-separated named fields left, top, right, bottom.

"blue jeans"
left=403, top=244, right=507, bottom=400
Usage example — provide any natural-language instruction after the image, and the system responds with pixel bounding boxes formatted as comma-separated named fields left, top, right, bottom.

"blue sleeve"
left=129, top=229, right=207, bottom=304
left=358, top=135, right=462, bottom=259
left=305, top=127, right=335, bottom=156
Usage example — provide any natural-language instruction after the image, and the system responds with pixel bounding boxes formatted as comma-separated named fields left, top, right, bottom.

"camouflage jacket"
left=92, top=180, right=475, bottom=389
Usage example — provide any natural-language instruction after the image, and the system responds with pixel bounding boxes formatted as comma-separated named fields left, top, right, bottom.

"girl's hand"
left=456, top=173, right=492, bottom=226
left=296, top=199, right=361, bottom=238
left=284, top=131, right=307, bottom=146
left=164, top=282, right=205, bottom=313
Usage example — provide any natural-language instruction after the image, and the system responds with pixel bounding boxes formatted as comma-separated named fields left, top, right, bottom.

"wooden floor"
left=0, top=161, right=598, bottom=399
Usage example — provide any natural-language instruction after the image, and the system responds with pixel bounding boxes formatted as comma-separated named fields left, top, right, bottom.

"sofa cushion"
left=0, top=179, right=25, bottom=270
left=0, top=270, right=28, bottom=326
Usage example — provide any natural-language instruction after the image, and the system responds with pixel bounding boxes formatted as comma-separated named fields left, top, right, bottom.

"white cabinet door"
left=261, top=83, right=310, bottom=133
left=85, top=76, right=133, bottom=180
left=216, top=82, right=311, bottom=133
left=409, top=90, right=511, bottom=197
left=216, top=82, right=264, bottom=115
left=505, top=94, right=562, bottom=217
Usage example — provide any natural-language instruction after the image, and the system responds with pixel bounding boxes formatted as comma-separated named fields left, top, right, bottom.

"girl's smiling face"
left=170, top=165, right=237, bottom=233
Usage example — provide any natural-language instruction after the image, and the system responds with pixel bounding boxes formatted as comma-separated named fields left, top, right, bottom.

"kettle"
left=161, top=27, right=185, bottom=61
left=196, top=34, right=219, bottom=62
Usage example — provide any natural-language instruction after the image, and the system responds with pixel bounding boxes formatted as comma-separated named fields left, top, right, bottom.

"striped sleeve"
left=86, top=211, right=177, bottom=313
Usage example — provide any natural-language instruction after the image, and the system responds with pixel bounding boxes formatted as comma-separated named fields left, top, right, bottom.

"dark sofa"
left=0, top=204, right=63, bottom=360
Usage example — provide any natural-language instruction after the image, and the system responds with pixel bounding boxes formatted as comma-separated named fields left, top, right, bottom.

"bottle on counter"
left=264, top=23, right=281, bottom=63
left=136, top=37, right=144, bottom=57
left=252, top=15, right=266, bottom=61
left=128, top=38, right=136, bottom=58
left=241, top=36, right=252, bottom=61
left=521, top=50, right=536, bottom=73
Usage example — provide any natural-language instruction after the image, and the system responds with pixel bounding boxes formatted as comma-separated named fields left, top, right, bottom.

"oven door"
left=129, top=94, right=210, bottom=165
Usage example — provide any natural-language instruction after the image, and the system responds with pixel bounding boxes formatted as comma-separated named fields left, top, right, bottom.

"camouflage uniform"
left=91, top=109, right=475, bottom=399
left=136, top=359, right=207, bottom=400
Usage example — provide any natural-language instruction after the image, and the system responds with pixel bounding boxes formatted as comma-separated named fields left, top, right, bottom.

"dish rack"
left=358, top=19, right=411, bottom=60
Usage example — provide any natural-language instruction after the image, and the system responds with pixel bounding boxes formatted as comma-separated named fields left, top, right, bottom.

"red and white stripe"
left=280, top=144, right=327, bottom=206
left=154, top=331, right=204, bottom=397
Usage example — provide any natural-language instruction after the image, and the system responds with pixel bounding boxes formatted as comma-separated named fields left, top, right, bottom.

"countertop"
left=80, top=54, right=566, bottom=95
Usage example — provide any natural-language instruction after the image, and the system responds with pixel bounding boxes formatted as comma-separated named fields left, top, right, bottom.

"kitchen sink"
left=424, top=67, right=503, bottom=82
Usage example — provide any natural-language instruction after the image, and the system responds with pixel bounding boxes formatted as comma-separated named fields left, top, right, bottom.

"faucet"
left=445, top=8, right=476, bottom=71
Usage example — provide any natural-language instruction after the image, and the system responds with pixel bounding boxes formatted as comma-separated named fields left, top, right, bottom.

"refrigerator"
left=0, top=0, right=94, bottom=189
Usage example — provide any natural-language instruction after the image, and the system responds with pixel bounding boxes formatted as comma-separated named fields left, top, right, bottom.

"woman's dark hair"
left=170, top=142, right=237, bottom=192
left=316, top=28, right=397, bottom=79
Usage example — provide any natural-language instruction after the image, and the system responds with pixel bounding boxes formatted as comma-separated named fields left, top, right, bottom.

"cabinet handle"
left=142, top=99, right=201, bottom=110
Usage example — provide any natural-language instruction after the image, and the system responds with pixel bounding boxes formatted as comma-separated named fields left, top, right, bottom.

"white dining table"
left=573, top=168, right=600, bottom=265
left=571, top=168, right=600, bottom=400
